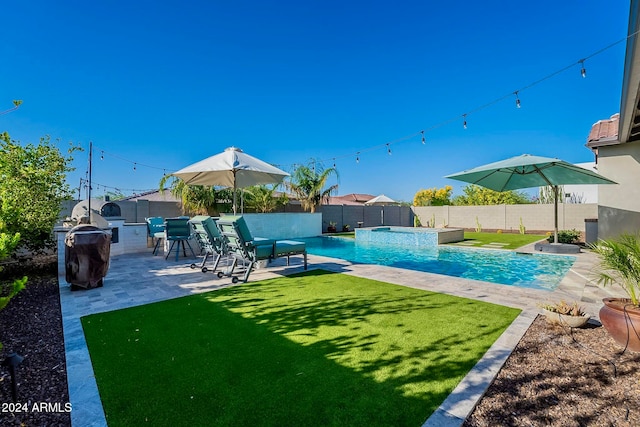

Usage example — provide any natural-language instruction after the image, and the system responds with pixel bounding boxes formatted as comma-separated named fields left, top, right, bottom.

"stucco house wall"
left=596, top=141, right=640, bottom=239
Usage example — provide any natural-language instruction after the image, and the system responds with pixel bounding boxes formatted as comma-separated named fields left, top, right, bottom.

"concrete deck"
left=58, top=244, right=624, bottom=427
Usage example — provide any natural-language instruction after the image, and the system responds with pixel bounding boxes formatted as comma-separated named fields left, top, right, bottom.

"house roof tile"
left=586, top=113, right=620, bottom=147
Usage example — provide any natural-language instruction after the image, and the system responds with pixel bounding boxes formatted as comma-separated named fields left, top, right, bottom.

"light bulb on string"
left=580, top=60, right=586, bottom=78
left=333, top=158, right=336, bottom=169
left=514, top=91, right=521, bottom=108
left=100, top=151, right=104, bottom=160
left=133, top=162, right=137, bottom=171
left=421, top=130, right=426, bottom=145
left=463, top=114, right=468, bottom=129
left=387, top=144, right=391, bottom=155
left=356, top=152, right=360, bottom=163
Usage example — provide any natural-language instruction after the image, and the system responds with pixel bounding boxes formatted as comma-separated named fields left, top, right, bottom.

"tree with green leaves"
left=0, top=132, right=79, bottom=251
left=287, top=161, right=338, bottom=213
left=537, top=185, right=564, bottom=204
left=159, top=175, right=234, bottom=215
left=413, top=186, right=453, bottom=206
left=102, top=190, right=126, bottom=201
left=243, top=185, right=288, bottom=213
left=452, top=184, right=532, bottom=205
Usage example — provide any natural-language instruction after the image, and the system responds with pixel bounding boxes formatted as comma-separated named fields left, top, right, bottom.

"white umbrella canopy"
left=172, top=147, right=289, bottom=213
left=365, top=194, right=398, bottom=206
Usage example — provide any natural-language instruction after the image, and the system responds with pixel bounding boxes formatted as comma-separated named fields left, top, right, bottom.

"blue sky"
left=1, top=1, right=629, bottom=202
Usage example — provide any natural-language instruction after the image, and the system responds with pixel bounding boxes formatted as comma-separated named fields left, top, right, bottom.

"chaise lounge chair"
left=188, top=215, right=226, bottom=273
left=216, top=215, right=307, bottom=283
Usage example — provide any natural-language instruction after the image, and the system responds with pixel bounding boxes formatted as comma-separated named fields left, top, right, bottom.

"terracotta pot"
left=599, top=298, right=640, bottom=352
left=542, top=309, right=590, bottom=328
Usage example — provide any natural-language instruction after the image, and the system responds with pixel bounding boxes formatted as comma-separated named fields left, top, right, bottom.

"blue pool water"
left=301, top=236, right=575, bottom=291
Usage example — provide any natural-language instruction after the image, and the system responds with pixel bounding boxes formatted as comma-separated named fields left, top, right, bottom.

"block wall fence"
left=412, top=204, right=598, bottom=234
left=60, top=200, right=598, bottom=235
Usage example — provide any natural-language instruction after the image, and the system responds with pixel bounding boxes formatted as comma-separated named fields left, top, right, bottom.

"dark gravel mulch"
left=2, top=255, right=640, bottom=426
left=465, top=317, right=640, bottom=427
left=0, top=256, right=70, bottom=427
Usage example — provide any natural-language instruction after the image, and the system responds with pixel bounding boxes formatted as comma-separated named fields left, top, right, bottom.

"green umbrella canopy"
left=445, top=154, right=617, bottom=191
left=445, top=154, right=617, bottom=244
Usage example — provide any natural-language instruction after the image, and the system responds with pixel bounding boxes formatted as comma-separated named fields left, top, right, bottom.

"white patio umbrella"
left=364, top=194, right=398, bottom=206
left=172, top=147, right=289, bottom=214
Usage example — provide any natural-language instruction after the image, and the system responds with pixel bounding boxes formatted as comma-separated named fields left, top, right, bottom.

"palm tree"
left=159, top=175, right=233, bottom=215
left=287, top=161, right=338, bottom=213
left=243, top=185, right=288, bottom=213
left=591, top=233, right=640, bottom=306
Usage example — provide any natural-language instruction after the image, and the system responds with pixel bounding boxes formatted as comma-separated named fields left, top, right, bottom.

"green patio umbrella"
left=445, top=154, right=617, bottom=244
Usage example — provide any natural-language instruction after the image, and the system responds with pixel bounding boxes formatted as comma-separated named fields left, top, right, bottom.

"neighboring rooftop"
left=121, top=189, right=180, bottom=202
left=326, top=193, right=376, bottom=205
left=586, top=113, right=620, bottom=149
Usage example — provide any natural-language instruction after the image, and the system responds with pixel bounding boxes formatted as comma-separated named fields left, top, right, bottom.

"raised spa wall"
left=356, top=227, right=464, bottom=246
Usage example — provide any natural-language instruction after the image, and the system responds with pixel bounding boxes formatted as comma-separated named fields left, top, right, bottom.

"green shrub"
left=0, top=222, right=27, bottom=350
left=548, top=229, right=581, bottom=244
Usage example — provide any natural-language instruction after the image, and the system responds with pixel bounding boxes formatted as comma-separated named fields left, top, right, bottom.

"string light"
left=83, top=31, right=638, bottom=177
left=133, top=162, right=137, bottom=171
left=100, top=151, right=104, bottom=160
left=333, top=158, right=336, bottom=168
left=79, top=177, right=155, bottom=195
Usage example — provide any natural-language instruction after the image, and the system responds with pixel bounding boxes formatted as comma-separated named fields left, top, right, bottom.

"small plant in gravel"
left=538, top=300, right=586, bottom=316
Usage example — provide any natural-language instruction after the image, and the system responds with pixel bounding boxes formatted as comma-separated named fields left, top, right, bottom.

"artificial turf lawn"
left=82, top=270, right=520, bottom=426
left=458, top=232, right=548, bottom=249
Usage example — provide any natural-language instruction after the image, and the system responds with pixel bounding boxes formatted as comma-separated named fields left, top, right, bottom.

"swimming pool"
left=301, top=236, right=575, bottom=290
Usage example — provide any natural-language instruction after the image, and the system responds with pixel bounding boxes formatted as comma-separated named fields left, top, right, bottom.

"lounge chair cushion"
left=255, top=243, right=275, bottom=259
left=221, top=215, right=253, bottom=242
left=274, top=240, right=306, bottom=257
left=191, top=216, right=221, bottom=238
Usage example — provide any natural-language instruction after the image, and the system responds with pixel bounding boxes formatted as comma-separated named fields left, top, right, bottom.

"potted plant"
left=342, top=224, right=351, bottom=232
left=538, top=300, right=590, bottom=328
left=327, top=221, right=337, bottom=233
left=591, top=233, right=640, bottom=352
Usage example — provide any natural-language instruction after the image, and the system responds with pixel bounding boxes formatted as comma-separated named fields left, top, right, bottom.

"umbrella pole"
left=553, top=185, right=559, bottom=244
left=232, top=171, right=237, bottom=215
